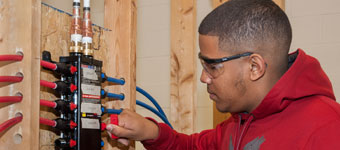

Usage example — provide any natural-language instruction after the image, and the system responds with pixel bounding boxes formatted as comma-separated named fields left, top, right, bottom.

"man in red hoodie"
left=106, top=0, right=340, bottom=149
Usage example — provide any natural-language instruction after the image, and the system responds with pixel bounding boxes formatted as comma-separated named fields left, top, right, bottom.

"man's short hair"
left=199, top=0, right=292, bottom=54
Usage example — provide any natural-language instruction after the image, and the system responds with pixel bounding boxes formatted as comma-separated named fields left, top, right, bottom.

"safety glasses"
left=198, top=52, right=253, bottom=78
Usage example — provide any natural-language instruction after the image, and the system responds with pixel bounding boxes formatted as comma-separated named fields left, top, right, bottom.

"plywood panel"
left=40, top=4, right=72, bottom=149
left=170, top=0, right=197, bottom=134
left=0, top=0, right=41, bottom=149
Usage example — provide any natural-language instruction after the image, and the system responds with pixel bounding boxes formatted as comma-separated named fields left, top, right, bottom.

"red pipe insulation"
left=40, top=99, right=56, bottom=108
left=0, top=115, right=23, bottom=134
left=40, top=60, right=57, bottom=70
left=0, top=55, right=23, bottom=61
left=40, top=80, right=57, bottom=89
left=39, top=117, right=56, bottom=127
left=0, top=76, right=23, bottom=83
left=0, top=96, right=23, bottom=103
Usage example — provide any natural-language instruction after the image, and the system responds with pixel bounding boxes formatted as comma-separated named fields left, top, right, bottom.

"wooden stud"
left=273, top=0, right=285, bottom=10
left=103, top=0, right=137, bottom=149
left=170, top=0, right=197, bottom=134
left=0, top=0, right=41, bottom=149
left=211, top=0, right=229, bottom=8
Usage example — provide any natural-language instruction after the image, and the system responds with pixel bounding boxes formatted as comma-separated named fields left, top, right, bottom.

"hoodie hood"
left=252, top=49, right=336, bottom=119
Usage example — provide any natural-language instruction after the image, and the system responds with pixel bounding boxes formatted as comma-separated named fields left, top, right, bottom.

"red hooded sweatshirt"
left=142, top=49, right=340, bottom=150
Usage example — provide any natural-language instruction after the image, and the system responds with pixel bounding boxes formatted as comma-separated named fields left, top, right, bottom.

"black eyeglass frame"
left=198, top=52, right=254, bottom=64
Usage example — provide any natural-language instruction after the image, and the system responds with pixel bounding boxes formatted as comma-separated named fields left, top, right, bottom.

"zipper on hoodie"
left=234, top=114, right=254, bottom=150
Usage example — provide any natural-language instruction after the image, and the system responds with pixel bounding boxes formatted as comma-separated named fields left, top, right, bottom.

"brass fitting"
left=83, top=42, right=93, bottom=56
left=69, top=41, right=83, bottom=53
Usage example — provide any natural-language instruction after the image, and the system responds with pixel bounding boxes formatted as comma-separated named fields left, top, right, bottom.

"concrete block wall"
left=286, top=0, right=340, bottom=101
left=135, top=0, right=213, bottom=148
left=135, top=3, right=171, bottom=149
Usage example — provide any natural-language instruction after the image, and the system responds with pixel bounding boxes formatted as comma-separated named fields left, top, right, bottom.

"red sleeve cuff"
left=142, top=117, right=173, bottom=147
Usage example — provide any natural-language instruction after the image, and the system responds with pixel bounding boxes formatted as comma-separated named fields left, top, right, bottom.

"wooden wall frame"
left=1, top=0, right=137, bottom=149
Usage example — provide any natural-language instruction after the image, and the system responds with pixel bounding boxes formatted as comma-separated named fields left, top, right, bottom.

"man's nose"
left=200, top=70, right=212, bottom=84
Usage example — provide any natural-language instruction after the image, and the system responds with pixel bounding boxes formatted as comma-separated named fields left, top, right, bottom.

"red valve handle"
left=70, top=139, right=76, bottom=147
left=110, top=114, right=119, bottom=139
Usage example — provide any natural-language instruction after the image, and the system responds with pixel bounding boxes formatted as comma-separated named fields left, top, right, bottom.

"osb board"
left=40, top=4, right=132, bottom=150
left=0, top=0, right=41, bottom=150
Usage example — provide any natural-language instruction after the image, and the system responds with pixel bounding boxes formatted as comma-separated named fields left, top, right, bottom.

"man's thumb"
left=106, top=124, right=131, bottom=138
left=106, top=124, right=115, bottom=132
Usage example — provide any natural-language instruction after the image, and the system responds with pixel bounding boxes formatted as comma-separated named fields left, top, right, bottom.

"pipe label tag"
left=82, top=65, right=98, bottom=80
left=81, top=118, right=100, bottom=129
left=81, top=103, right=102, bottom=115
left=81, top=84, right=100, bottom=96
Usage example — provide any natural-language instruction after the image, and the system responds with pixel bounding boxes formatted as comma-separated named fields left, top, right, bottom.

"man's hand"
left=106, top=109, right=159, bottom=145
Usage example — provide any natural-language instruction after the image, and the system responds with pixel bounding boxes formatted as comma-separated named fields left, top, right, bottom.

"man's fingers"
left=106, top=124, right=134, bottom=138
left=117, top=138, right=130, bottom=146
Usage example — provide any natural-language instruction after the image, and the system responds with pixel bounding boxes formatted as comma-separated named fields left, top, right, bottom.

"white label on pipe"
left=82, top=67, right=98, bottom=80
left=82, top=37, right=93, bottom=43
left=81, top=118, right=100, bottom=129
left=84, top=0, right=90, bottom=7
left=81, top=84, right=100, bottom=96
left=71, top=34, right=82, bottom=42
left=81, top=103, right=102, bottom=115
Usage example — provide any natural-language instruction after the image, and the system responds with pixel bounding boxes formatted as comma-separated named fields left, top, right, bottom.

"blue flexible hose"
left=136, top=100, right=173, bottom=129
left=136, top=86, right=167, bottom=120
left=101, top=90, right=124, bottom=100
left=107, top=109, right=122, bottom=114
left=101, top=73, right=125, bottom=85
left=102, top=107, right=123, bottom=114
left=102, top=107, right=123, bottom=115
left=102, top=75, right=170, bottom=126
left=107, top=92, right=124, bottom=100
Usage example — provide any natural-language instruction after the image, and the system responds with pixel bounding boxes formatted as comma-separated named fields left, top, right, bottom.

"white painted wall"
left=286, top=0, right=340, bottom=101
left=135, top=0, right=213, bottom=149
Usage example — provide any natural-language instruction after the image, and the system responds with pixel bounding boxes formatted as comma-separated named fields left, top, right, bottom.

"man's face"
left=199, top=34, right=249, bottom=113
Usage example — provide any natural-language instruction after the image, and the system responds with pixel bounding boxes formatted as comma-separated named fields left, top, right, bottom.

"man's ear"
left=248, top=54, right=266, bottom=81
